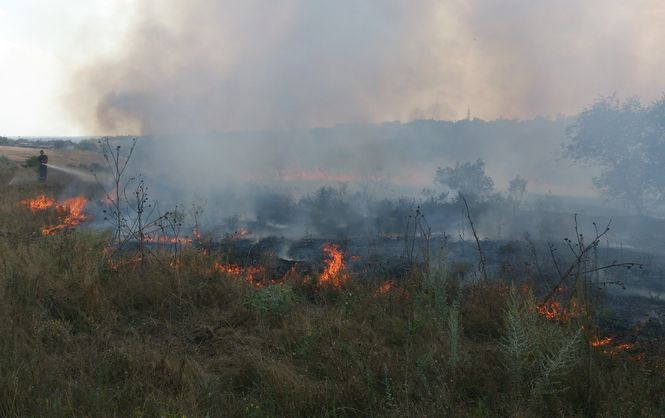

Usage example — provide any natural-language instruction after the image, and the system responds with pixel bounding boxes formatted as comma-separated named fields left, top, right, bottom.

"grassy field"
left=0, top=155, right=664, bottom=417
left=0, top=145, right=104, bottom=166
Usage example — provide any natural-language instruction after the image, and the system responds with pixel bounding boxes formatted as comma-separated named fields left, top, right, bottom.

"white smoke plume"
left=66, top=0, right=665, bottom=135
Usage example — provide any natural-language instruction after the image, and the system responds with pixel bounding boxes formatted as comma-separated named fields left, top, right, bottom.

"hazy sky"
left=0, top=0, right=134, bottom=136
left=2, top=0, right=665, bottom=136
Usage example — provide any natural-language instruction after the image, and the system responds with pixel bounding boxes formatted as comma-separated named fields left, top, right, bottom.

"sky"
left=0, top=0, right=134, bottom=136
left=2, top=1, right=665, bottom=136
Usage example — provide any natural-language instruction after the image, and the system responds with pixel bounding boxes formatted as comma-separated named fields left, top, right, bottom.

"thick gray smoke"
left=62, top=2, right=665, bottom=318
left=69, top=0, right=450, bottom=134
left=63, top=1, right=664, bottom=248
left=67, top=0, right=665, bottom=134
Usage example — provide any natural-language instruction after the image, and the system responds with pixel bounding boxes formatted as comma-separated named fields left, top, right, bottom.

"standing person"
left=38, top=149, right=48, bottom=181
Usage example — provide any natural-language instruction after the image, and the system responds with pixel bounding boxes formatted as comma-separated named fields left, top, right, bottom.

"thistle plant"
left=500, top=284, right=584, bottom=412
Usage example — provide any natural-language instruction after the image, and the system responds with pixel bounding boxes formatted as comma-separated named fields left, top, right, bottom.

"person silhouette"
left=37, top=149, right=48, bottom=181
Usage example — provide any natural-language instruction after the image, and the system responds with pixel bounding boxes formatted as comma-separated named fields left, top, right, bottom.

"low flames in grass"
left=230, top=228, right=250, bottom=241
left=535, top=298, right=583, bottom=322
left=535, top=291, right=641, bottom=359
left=591, top=335, right=638, bottom=357
left=374, top=280, right=410, bottom=298
left=318, top=243, right=349, bottom=288
left=534, top=285, right=583, bottom=323
left=214, top=262, right=267, bottom=288
left=21, top=194, right=57, bottom=210
left=20, top=194, right=89, bottom=235
left=375, top=280, right=395, bottom=296
left=214, top=242, right=351, bottom=289
left=213, top=263, right=311, bottom=288
left=145, top=235, right=194, bottom=246
left=526, top=285, right=643, bottom=360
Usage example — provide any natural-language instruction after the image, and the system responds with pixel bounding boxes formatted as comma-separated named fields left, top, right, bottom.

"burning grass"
left=20, top=194, right=89, bottom=235
left=318, top=242, right=349, bottom=288
left=214, top=262, right=267, bottom=287
left=2, top=179, right=665, bottom=417
left=535, top=297, right=584, bottom=323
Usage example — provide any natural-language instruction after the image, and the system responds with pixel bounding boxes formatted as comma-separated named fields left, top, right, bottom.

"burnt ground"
left=203, top=233, right=665, bottom=328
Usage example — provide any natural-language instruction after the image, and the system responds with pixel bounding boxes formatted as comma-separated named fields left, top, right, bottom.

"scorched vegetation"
left=0, top=153, right=664, bottom=417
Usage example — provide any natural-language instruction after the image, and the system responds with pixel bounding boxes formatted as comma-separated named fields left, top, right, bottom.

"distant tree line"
left=0, top=136, right=99, bottom=151
left=565, top=94, right=665, bottom=214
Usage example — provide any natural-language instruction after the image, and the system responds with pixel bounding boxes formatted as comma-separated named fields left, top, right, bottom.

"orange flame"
left=375, top=281, right=396, bottom=296
left=20, top=194, right=57, bottom=210
left=214, top=262, right=266, bottom=287
left=145, top=235, right=193, bottom=246
left=229, top=228, right=250, bottom=241
left=535, top=298, right=582, bottom=323
left=591, top=336, right=613, bottom=347
left=21, top=195, right=89, bottom=235
left=42, top=196, right=88, bottom=235
left=591, top=335, right=637, bottom=357
left=600, top=342, right=636, bottom=357
left=106, top=255, right=143, bottom=271
left=374, top=280, right=410, bottom=298
left=319, top=243, right=349, bottom=288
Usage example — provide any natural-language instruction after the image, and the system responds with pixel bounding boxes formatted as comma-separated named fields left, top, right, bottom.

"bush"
left=243, top=284, right=297, bottom=321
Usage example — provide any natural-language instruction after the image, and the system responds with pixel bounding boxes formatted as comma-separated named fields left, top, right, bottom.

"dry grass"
left=0, top=145, right=104, bottom=167
left=1, top=162, right=664, bottom=417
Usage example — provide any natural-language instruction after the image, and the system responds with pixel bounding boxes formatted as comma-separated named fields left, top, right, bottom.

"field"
left=0, top=151, right=664, bottom=417
left=0, top=145, right=103, bottom=166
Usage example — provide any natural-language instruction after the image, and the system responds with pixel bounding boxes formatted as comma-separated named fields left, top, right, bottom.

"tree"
left=508, top=175, right=528, bottom=206
left=299, top=185, right=353, bottom=236
left=565, top=95, right=665, bottom=213
left=434, top=159, right=494, bottom=201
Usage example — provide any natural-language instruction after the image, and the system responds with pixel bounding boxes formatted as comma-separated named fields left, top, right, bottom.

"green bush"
left=243, top=284, right=297, bottom=320
left=22, top=155, right=40, bottom=173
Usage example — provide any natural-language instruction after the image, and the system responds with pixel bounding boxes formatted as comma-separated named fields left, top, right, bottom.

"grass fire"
left=2, top=141, right=665, bottom=417
left=20, top=194, right=89, bottom=235
left=4, top=2, right=665, bottom=416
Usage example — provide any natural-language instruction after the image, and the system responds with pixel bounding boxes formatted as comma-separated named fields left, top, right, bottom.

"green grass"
left=1, top=167, right=664, bottom=417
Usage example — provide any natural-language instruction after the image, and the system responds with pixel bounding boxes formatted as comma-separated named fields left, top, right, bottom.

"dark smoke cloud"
left=66, top=0, right=665, bottom=135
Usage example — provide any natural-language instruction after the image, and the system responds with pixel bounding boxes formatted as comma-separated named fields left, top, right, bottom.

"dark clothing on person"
left=38, top=153, right=48, bottom=181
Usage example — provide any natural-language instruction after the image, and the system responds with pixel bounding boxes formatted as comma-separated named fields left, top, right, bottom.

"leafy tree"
left=508, top=175, right=527, bottom=196
left=434, top=159, right=494, bottom=201
left=299, top=185, right=353, bottom=235
left=508, top=175, right=528, bottom=207
left=565, top=95, right=665, bottom=213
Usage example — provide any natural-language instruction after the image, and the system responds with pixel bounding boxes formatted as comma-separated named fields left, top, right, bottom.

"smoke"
left=59, top=2, right=665, bottom=317
left=61, top=0, right=665, bottom=241
left=66, top=0, right=665, bottom=135
left=465, top=0, right=665, bottom=118
left=67, top=0, right=450, bottom=134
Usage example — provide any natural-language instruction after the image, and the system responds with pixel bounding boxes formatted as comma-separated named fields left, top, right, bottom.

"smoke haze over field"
left=67, top=0, right=665, bottom=135
left=58, top=1, right=665, bottom=239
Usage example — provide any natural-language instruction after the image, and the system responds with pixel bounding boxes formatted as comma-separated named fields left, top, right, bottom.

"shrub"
left=243, top=284, right=297, bottom=321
